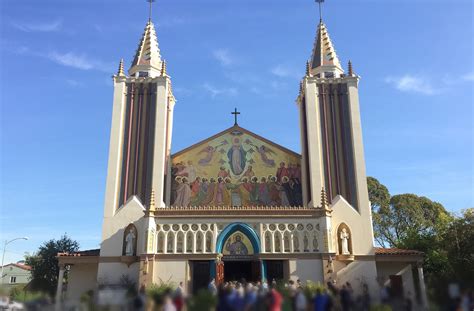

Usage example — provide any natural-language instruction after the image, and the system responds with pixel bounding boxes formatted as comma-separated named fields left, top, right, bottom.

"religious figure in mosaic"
left=225, top=234, right=248, bottom=255
left=227, top=137, right=247, bottom=175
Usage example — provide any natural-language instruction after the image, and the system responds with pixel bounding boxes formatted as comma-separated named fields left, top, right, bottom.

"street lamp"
left=1, top=237, right=29, bottom=285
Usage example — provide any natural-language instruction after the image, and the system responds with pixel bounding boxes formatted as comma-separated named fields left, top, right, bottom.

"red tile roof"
left=374, top=247, right=423, bottom=256
left=58, top=248, right=100, bottom=257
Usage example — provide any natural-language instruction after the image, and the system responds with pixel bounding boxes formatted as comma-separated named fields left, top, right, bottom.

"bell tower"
left=99, top=14, right=175, bottom=260
left=297, top=6, right=375, bottom=255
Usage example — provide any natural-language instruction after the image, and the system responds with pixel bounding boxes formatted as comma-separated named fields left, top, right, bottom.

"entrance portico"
left=214, top=223, right=264, bottom=283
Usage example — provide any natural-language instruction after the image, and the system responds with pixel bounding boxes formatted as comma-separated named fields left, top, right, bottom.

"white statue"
left=125, top=228, right=136, bottom=256
left=340, top=228, right=350, bottom=255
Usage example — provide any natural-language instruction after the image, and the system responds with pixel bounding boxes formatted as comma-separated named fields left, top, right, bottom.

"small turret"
left=117, top=58, right=125, bottom=76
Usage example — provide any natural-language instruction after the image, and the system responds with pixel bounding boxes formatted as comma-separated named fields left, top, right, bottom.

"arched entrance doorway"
left=216, top=223, right=263, bottom=283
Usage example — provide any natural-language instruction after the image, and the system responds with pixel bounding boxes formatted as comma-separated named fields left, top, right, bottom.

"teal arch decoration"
left=216, top=222, right=261, bottom=254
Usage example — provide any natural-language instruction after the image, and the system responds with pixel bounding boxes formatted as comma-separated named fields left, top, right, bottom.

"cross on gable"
left=231, top=108, right=241, bottom=126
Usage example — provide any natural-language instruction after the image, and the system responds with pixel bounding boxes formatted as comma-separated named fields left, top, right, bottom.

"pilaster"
left=302, top=79, right=325, bottom=208
left=103, top=77, right=127, bottom=217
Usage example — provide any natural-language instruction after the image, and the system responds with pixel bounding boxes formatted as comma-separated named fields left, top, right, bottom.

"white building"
left=0, top=263, right=31, bottom=291
left=58, top=5, right=429, bottom=309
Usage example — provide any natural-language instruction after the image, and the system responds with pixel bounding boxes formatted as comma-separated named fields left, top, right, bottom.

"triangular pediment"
left=171, top=125, right=303, bottom=207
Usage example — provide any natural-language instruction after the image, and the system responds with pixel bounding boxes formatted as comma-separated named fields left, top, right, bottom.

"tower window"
left=324, top=72, right=334, bottom=78
left=10, top=276, right=17, bottom=283
left=138, top=72, right=149, bottom=77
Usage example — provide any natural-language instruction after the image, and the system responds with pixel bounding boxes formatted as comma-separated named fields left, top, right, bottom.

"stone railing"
left=150, top=205, right=327, bottom=218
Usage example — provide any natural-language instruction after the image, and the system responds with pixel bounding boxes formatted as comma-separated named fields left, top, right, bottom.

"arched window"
left=167, top=233, right=174, bottom=253
left=186, top=232, right=193, bottom=253
left=293, top=233, right=300, bottom=252
left=205, top=232, right=213, bottom=253
left=196, top=232, right=203, bottom=252
left=265, top=232, right=271, bottom=253
left=303, top=232, right=309, bottom=252
left=176, top=232, right=184, bottom=253
left=284, top=232, right=291, bottom=252
left=274, top=233, right=282, bottom=253
left=312, top=233, right=319, bottom=252
left=157, top=232, right=165, bottom=253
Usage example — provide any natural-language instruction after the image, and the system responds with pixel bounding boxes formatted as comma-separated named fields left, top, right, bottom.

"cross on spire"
left=231, top=108, right=240, bottom=126
left=316, top=0, right=324, bottom=22
left=147, top=0, right=155, bottom=21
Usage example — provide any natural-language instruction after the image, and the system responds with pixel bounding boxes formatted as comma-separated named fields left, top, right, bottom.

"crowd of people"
left=153, top=278, right=413, bottom=311
left=208, top=279, right=372, bottom=311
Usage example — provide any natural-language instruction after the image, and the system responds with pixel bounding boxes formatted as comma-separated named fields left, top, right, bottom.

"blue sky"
left=1, top=0, right=473, bottom=263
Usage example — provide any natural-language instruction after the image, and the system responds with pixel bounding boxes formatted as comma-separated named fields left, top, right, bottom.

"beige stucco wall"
left=96, top=262, right=140, bottom=287
left=154, top=260, right=188, bottom=286
left=288, top=259, right=324, bottom=284
left=334, top=260, right=379, bottom=300
left=100, top=197, right=146, bottom=258
left=376, top=262, right=416, bottom=298
left=331, top=196, right=375, bottom=255
left=66, top=263, right=99, bottom=303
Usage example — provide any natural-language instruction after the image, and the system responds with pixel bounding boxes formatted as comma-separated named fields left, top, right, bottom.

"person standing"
left=173, top=282, right=185, bottom=311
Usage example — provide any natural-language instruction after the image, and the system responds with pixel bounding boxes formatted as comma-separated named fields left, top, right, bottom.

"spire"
left=161, top=60, right=167, bottom=76
left=149, top=189, right=156, bottom=212
left=117, top=58, right=125, bottom=76
left=128, top=20, right=162, bottom=78
left=321, top=187, right=330, bottom=209
left=348, top=60, right=354, bottom=76
left=309, top=20, right=343, bottom=78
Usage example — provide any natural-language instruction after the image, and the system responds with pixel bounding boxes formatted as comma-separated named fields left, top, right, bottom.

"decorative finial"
left=348, top=60, right=354, bottom=76
left=117, top=58, right=125, bottom=76
left=149, top=189, right=156, bottom=211
left=300, top=81, right=304, bottom=95
left=306, top=60, right=311, bottom=76
left=316, top=0, right=324, bottom=22
left=147, top=0, right=155, bottom=22
left=161, top=60, right=167, bottom=76
left=321, top=187, right=329, bottom=209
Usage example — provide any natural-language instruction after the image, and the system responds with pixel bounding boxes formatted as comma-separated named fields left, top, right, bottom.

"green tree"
left=442, top=208, right=474, bottom=287
left=367, top=176, right=451, bottom=248
left=25, top=235, right=79, bottom=297
left=367, top=177, right=391, bottom=247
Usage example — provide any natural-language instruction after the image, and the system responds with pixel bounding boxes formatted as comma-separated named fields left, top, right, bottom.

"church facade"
left=57, top=8, right=429, bottom=309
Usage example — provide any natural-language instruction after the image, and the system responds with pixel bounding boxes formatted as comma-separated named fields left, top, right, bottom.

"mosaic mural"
left=223, top=231, right=254, bottom=255
left=171, top=128, right=302, bottom=207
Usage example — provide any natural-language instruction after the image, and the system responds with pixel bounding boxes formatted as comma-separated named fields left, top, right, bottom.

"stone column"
left=55, top=264, right=66, bottom=311
left=417, top=263, right=429, bottom=310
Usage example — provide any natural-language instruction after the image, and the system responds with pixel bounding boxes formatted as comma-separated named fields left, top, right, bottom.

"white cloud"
left=385, top=75, right=436, bottom=95
left=462, top=72, right=474, bottom=82
left=270, top=64, right=300, bottom=79
left=47, top=51, right=114, bottom=72
left=12, top=19, right=62, bottom=32
left=48, top=52, right=94, bottom=70
left=212, top=49, right=234, bottom=67
left=203, top=83, right=238, bottom=98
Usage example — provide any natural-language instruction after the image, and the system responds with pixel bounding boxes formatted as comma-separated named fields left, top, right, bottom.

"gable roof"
left=2, top=263, right=32, bottom=271
left=172, top=125, right=301, bottom=158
